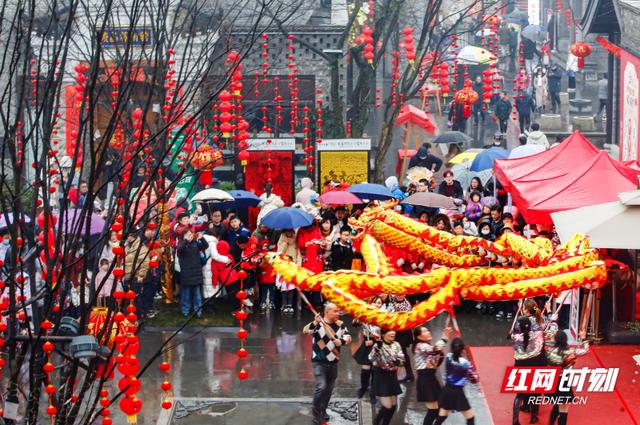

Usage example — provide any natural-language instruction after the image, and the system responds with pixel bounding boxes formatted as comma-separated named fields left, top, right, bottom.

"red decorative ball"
left=45, top=384, right=56, bottom=395
left=237, top=369, right=249, bottom=380
left=161, top=380, right=172, bottom=391
left=236, top=328, right=248, bottom=339
left=234, top=310, right=248, bottom=320
left=43, top=362, right=55, bottom=373
left=102, top=417, right=113, bottom=425
left=235, top=290, right=247, bottom=300
left=100, top=409, right=110, bottom=417
left=100, top=397, right=110, bottom=407
left=46, top=405, right=57, bottom=415
left=237, top=348, right=248, bottom=358
left=161, top=401, right=173, bottom=410
left=159, top=362, right=171, bottom=372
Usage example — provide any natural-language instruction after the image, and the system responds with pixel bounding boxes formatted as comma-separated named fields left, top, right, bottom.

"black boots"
left=423, top=408, right=439, bottom=425
left=549, top=405, right=559, bottom=425
left=512, top=395, right=522, bottom=425
left=374, top=406, right=395, bottom=425
left=529, top=402, right=539, bottom=423
left=558, top=412, right=568, bottom=425
left=357, top=369, right=371, bottom=398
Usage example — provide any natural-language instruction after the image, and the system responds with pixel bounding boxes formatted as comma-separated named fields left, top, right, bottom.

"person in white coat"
left=296, top=177, right=318, bottom=209
left=201, top=228, right=231, bottom=299
left=533, top=67, right=548, bottom=113
left=257, top=183, right=285, bottom=225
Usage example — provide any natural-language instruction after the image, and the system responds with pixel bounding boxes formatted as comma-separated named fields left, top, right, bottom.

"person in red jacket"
left=296, top=222, right=325, bottom=309
left=212, top=240, right=242, bottom=310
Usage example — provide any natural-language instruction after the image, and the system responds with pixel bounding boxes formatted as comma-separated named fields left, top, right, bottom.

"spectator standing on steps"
left=548, top=64, right=563, bottom=114
left=516, top=91, right=535, bottom=132
left=494, top=92, right=512, bottom=134
left=595, top=73, right=608, bottom=120
left=526, top=122, right=550, bottom=148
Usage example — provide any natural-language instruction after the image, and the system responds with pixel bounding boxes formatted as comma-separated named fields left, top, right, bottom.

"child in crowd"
left=95, top=258, right=119, bottom=306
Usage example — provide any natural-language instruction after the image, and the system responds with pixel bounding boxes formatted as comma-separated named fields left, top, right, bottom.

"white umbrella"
left=191, top=188, right=234, bottom=203
left=509, top=144, right=545, bottom=159
left=450, top=162, right=493, bottom=193
left=552, top=200, right=640, bottom=249
left=456, top=45, right=497, bottom=65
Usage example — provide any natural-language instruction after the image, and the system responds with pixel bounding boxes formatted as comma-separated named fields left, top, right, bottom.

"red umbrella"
left=317, top=191, right=362, bottom=205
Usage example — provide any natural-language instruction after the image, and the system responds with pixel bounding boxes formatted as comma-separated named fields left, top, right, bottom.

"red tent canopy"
left=395, top=105, right=437, bottom=133
left=494, top=131, right=640, bottom=224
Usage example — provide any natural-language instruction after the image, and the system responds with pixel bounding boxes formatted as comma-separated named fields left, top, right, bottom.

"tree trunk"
left=374, top=121, right=395, bottom=183
left=328, top=60, right=345, bottom=137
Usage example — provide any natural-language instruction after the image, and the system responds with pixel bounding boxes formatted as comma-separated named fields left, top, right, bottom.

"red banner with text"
left=619, top=49, right=640, bottom=162
left=245, top=151, right=293, bottom=229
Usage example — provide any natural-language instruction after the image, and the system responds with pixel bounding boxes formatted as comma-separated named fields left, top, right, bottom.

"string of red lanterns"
left=234, top=270, right=249, bottom=379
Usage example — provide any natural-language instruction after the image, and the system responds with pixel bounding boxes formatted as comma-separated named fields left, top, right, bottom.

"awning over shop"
left=494, top=131, right=640, bottom=224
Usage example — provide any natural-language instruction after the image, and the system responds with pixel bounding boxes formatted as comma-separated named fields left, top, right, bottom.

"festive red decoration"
left=453, top=87, right=479, bottom=119
left=570, top=42, right=592, bottom=68
left=190, top=144, right=223, bottom=186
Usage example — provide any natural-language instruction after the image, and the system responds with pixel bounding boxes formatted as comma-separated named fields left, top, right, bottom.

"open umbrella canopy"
left=507, top=9, right=529, bottom=23
left=475, top=28, right=496, bottom=37
left=470, top=147, right=509, bottom=172
left=521, top=24, right=547, bottom=42
left=191, top=188, right=235, bottom=203
left=57, top=209, right=106, bottom=235
left=219, top=190, right=261, bottom=209
left=395, top=105, right=437, bottom=133
left=260, top=207, right=314, bottom=229
left=401, top=192, right=457, bottom=209
left=0, top=212, right=31, bottom=229
left=346, top=183, right=395, bottom=201
left=449, top=148, right=484, bottom=164
left=317, top=191, right=362, bottom=205
left=509, top=144, right=546, bottom=159
left=432, top=131, right=473, bottom=145
left=451, top=163, right=494, bottom=191
left=456, top=45, right=497, bottom=65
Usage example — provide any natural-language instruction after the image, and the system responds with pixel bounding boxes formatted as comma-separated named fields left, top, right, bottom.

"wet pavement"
left=124, top=310, right=515, bottom=425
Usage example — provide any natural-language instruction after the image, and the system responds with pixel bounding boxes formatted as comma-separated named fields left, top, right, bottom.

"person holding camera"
left=369, top=329, right=405, bottom=425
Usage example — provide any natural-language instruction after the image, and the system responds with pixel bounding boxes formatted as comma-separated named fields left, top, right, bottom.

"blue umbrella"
left=346, top=183, right=395, bottom=201
left=219, top=190, right=261, bottom=209
left=470, top=147, right=509, bottom=172
left=261, top=207, right=314, bottom=229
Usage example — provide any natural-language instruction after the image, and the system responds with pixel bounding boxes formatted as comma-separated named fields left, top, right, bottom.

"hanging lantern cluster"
left=362, top=26, right=375, bottom=64
left=235, top=270, right=250, bottom=380
left=439, top=63, right=451, bottom=98
left=375, top=87, right=381, bottom=108
left=190, top=145, right=224, bottom=186
left=287, top=35, right=300, bottom=135
left=453, top=83, right=478, bottom=120
left=116, top=292, right=143, bottom=424
left=302, top=106, right=311, bottom=170
left=402, top=27, right=415, bottom=66
left=162, top=49, right=177, bottom=124
left=391, top=51, right=401, bottom=107
left=481, top=68, right=493, bottom=106
left=30, top=58, right=38, bottom=106
left=274, top=76, right=283, bottom=130
left=570, top=42, right=592, bottom=69
left=218, top=91, right=234, bottom=139
left=159, top=361, right=173, bottom=409
left=41, top=320, right=56, bottom=421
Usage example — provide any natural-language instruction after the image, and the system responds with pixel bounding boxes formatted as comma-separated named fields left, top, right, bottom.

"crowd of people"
left=302, top=297, right=587, bottom=425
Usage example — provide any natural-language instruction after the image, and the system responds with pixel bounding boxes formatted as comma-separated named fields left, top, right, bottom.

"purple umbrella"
left=57, top=209, right=106, bottom=235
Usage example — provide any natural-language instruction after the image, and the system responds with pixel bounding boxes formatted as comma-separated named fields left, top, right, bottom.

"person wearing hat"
left=408, top=143, right=443, bottom=172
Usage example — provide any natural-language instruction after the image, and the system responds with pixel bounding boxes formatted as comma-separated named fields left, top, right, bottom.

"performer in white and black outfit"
left=388, top=294, right=415, bottom=382
left=544, top=323, right=589, bottom=425
left=369, top=329, right=405, bottom=425
left=303, top=303, right=352, bottom=425
left=413, top=326, right=452, bottom=425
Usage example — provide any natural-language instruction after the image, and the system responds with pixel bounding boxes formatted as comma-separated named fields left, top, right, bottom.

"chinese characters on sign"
left=98, top=29, right=152, bottom=46
left=502, top=367, right=619, bottom=394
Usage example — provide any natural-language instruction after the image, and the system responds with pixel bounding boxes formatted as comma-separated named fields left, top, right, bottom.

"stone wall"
left=619, top=0, right=640, bottom=57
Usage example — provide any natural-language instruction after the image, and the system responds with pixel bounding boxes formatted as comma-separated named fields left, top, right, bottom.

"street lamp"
left=69, top=335, right=99, bottom=359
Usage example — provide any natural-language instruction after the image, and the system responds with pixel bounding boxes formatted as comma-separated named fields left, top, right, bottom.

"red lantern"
left=190, top=145, right=224, bottom=186
left=453, top=87, right=479, bottom=119
left=238, top=149, right=250, bottom=169
left=570, top=42, right=592, bottom=69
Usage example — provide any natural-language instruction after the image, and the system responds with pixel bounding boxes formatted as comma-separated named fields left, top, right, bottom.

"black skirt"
left=353, top=342, right=373, bottom=366
left=371, top=368, right=402, bottom=397
left=417, top=369, right=441, bottom=403
left=551, top=377, right=574, bottom=398
left=439, top=383, right=471, bottom=411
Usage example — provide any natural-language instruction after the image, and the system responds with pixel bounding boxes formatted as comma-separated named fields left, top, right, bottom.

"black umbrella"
left=432, top=131, right=473, bottom=145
